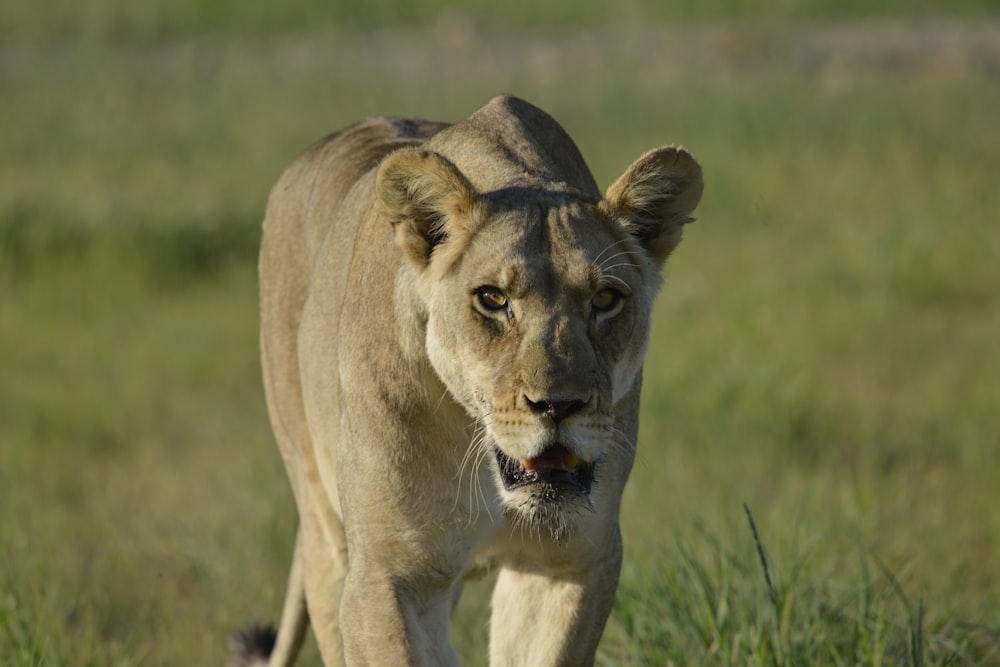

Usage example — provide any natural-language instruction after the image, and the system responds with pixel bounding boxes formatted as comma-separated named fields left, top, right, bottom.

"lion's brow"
left=484, top=186, right=597, bottom=211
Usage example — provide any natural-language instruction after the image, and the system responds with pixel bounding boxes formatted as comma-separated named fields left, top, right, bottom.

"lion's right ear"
left=376, top=149, right=478, bottom=268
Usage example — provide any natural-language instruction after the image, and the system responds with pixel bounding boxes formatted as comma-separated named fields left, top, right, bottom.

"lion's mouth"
left=494, top=444, right=594, bottom=495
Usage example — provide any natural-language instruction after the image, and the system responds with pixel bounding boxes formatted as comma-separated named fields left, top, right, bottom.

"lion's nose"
left=524, top=396, right=587, bottom=423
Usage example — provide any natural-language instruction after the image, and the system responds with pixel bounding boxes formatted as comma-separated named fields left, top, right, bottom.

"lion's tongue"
left=520, top=445, right=579, bottom=472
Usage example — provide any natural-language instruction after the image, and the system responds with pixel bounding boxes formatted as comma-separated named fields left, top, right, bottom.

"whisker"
left=453, top=419, right=489, bottom=517
left=473, top=445, right=495, bottom=524
left=601, top=275, right=631, bottom=292
left=597, top=256, right=639, bottom=279
left=454, top=415, right=501, bottom=528
left=463, top=433, right=481, bottom=526
left=607, top=427, right=637, bottom=462
left=431, top=387, right=450, bottom=415
left=592, top=238, right=632, bottom=266
left=599, top=261, right=640, bottom=273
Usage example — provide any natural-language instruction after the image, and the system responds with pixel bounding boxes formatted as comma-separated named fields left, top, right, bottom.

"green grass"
left=3, top=0, right=997, bottom=43
left=2, top=4, right=999, bottom=665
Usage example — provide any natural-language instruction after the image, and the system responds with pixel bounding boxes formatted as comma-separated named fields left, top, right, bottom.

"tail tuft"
left=228, top=623, right=277, bottom=667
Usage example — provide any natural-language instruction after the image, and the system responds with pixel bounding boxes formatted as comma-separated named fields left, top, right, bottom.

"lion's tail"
left=228, top=530, right=309, bottom=667
left=228, top=624, right=277, bottom=667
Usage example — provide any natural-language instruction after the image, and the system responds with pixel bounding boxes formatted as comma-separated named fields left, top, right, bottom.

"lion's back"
left=258, top=116, right=448, bottom=466
left=262, top=117, right=449, bottom=278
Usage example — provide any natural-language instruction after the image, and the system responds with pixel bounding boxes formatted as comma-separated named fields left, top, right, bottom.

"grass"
left=2, top=4, right=999, bottom=665
left=4, top=0, right=997, bottom=43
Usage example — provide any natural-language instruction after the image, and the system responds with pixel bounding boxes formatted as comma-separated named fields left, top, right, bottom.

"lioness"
left=233, top=95, right=702, bottom=667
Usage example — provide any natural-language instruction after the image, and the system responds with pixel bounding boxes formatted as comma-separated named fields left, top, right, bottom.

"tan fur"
left=240, top=95, right=702, bottom=667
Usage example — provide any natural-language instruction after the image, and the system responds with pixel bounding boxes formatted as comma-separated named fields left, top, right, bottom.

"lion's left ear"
left=601, top=146, right=703, bottom=265
left=376, top=148, right=478, bottom=269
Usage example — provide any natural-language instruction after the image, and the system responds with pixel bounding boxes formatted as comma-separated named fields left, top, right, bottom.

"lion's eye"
left=591, top=288, right=621, bottom=312
left=477, top=287, right=509, bottom=311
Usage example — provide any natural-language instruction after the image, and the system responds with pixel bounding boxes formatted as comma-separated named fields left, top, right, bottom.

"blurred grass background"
left=2, top=1, right=999, bottom=665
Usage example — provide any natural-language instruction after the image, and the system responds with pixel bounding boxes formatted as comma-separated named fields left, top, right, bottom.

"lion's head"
left=375, top=129, right=702, bottom=537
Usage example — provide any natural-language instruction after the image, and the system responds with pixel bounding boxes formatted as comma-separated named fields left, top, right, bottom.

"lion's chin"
left=494, top=444, right=595, bottom=496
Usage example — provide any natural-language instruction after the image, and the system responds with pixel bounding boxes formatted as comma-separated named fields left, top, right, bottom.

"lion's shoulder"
left=294, top=116, right=451, bottom=185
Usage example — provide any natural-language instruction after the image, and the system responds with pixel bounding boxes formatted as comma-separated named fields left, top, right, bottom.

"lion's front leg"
left=339, top=565, right=461, bottom=667
left=488, top=541, right=622, bottom=667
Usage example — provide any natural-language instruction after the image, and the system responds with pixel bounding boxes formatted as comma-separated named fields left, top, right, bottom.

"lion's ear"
left=601, top=146, right=703, bottom=264
left=376, top=149, right=478, bottom=268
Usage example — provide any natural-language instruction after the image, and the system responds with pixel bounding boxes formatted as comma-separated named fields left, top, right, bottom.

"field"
left=2, top=2, right=999, bottom=665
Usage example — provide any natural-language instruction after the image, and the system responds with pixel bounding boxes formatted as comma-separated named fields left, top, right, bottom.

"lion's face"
left=376, top=145, right=702, bottom=532
left=422, top=195, right=656, bottom=519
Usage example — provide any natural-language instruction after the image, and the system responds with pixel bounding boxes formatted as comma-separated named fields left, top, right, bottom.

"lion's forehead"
left=466, top=199, right=635, bottom=295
